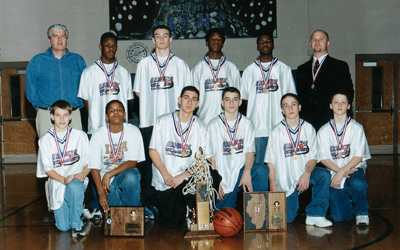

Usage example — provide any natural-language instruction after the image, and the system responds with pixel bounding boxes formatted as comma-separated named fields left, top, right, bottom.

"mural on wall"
left=110, top=0, right=277, bottom=40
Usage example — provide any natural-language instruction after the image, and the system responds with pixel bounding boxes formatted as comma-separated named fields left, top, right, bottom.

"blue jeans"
left=54, top=179, right=85, bottom=231
left=329, top=169, right=369, bottom=222
left=286, top=167, right=330, bottom=223
left=216, top=164, right=269, bottom=209
left=108, top=168, right=141, bottom=206
left=255, top=137, right=268, bottom=165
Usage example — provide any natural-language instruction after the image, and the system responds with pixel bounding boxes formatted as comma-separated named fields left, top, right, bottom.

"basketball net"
left=182, top=147, right=218, bottom=212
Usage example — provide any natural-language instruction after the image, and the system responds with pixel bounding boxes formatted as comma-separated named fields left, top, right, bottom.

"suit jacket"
left=296, top=55, right=354, bottom=131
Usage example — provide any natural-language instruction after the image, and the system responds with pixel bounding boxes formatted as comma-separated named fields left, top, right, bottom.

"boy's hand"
left=331, top=169, right=345, bottom=188
left=101, top=172, right=112, bottom=192
left=296, top=172, right=311, bottom=192
left=163, top=173, right=174, bottom=187
left=99, top=192, right=109, bottom=211
left=168, top=173, right=186, bottom=189
left=343, top=167, right=358, bottom=178
left=63, top=175, right=74, bottom=185
left=73, top=172, right=86, bottom=182
left=218, top=184, right=225, bottom=201
left=238, top=170, right=253, bottom=192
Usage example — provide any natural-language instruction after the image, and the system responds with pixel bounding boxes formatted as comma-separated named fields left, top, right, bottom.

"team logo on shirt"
left=223, top=139, right=244, bottom=155
left=165, top=141, right=192, bottom=158
left=330, top=144, right=351, bottom=160
left=52, top=149, right=80, bottom=168
left=283, top=141, right=309, bottom=158
left=99, top=82, right=120, bottom=96
left=150, top=76, right=174, bottom=90
left=256, top=79, right=279, bottom=94
left=204, top=78, right=229, bottom=92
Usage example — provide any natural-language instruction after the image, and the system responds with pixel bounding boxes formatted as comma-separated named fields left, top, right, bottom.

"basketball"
left=213, top=207, right=243, bottom=237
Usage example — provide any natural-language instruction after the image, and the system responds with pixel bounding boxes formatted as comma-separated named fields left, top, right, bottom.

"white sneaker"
left=356, top=215, right=369, bottom=226
left=82, top=208, right=92, bottom=220
left=306, top=216, right=333, bottom=228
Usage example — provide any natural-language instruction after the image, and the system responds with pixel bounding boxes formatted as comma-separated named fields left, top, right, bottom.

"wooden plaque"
left=196, top=182, right=211, bottom=231
left=244, top=192, right=286, bottom=232
left=104, top=207, right=145, bottom=236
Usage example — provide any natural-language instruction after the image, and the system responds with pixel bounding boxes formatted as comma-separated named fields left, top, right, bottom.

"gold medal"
left=109, top=90, right=114, bottom=95
left=338, top=153, right=343, bottom=159
left=311, top=83, right=315, bottom=89
left=293, top=156, right=299, bottom=161
left=264, top=89, right=269, bottom=94
left=112, top=164, right=118, bottom=169
left=159, top=81, right=165, bottom=87
left=230, top=149, right=236, bottom=155
left=182, top=151, right=187, bottom=157
left=213, top=84, right=218, bottom=90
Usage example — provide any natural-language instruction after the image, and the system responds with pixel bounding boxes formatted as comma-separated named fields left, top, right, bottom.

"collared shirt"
left=312, top=53, right=328, bottom=68
left=26, top=48, right=86, bottom=110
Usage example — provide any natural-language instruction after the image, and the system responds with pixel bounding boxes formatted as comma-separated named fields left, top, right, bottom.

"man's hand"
left=238, top=170, right=253, bottom=192
left=296, top=172, right=311, bottom=192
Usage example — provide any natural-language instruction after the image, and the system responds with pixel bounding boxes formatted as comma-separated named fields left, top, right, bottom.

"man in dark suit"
left=296, top=30, right=354, bottom=131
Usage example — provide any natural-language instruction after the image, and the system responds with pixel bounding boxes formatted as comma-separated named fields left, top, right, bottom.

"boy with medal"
left=241, top=32, right=296, bottom=165
left=89, top=100, right=145, bottom=212
left=208, top=87, right=269, bottom=209
left=37, top=100, right=90, bottom=237
left=191, top=28, right=241, bottom=125
left=134, top=25, right=192, bottom=209
left=78, top=32, right=134, bottom=136
left=265, top=94, right=332, bottom=227
left=317, top=91, right=371, bottom=226
left=149, top=86, right=213, bottom=228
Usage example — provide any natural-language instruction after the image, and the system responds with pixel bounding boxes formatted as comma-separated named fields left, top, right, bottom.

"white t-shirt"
left=192, top=56, right=241, bottom=125
left=78, top=60, right=134, bottom=134
left=150, top=110, right=212, bottom=191
left=264, top=119, right=317, bottom=197
left=317, top=118, right=371, bottom=188
left=241, top=58, right=296, bottom=137
left=89, top=123, right=145, bottom=182
left=133, top=53, right=192, bottom=128
left=37, top=127, right=89, bottom=210
left=208, top=113, right=255, bottom=193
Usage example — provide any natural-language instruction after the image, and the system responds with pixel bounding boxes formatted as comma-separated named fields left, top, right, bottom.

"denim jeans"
left=216, top=164, right=269, bottom=209
left=255, top=137, right=268, bottom=165
left=286, top=167, right=331, bottom=223
left=329, top=169, right=369, bottom=222
left=108, top=168, right=141, bottom=206
left=54, top=179, right=85, bottom=231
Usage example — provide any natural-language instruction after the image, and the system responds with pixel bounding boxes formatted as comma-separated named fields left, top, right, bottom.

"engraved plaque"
left=104, top=207, right=145, bottom=236
left=196, top=182, right=210, bottom=231
left=244, top=192, right=286, bottom=232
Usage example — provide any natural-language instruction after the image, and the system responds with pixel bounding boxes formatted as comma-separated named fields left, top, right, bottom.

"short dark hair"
left=100, top=32, right=117, bottom=44
left=180, top=86, right=200, bottom=99
left=105, top=100, right=125, bottom=114
left=310, top=29, right=329, bottom=41
left=153, top=25, right=171, bottom=37
left=205, top=28, right=226, bottom=43
left=280, top=93, right=300, bottom=108
left=50, top=100, right=72, bottom=115
left=256, top=32, right=274, bottom=45
left=222, top=87, right=241, bottom=99
left=329, top=90, right=350, bottom=104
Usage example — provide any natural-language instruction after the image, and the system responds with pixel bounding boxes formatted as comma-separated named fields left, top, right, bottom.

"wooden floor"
left=0, top=155, right=399, bottom=250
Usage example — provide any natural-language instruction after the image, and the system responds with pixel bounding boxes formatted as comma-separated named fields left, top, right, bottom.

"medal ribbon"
left=154, top=52, right=172, bottom=82
left=175, top=111, right=195, bottom=151
left=219, top=112, right=241, bottom=147
left=54, top=127, right=72, bottom=166
left=258, top=58, right=277, bottom=88
left=98, top=60, right=117, bottom=90
left=330, top=117, right=350, bottom=151
left=206, top=55, right=225, bottom=84
left=283, top=119, right=303, bottom=155
left=312, top=57, right=326, bottom=83
left=107, top=124, right=125, bottom=162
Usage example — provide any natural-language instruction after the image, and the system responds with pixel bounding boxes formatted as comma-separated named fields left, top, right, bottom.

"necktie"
left=313, top=59, right=320, bottom=75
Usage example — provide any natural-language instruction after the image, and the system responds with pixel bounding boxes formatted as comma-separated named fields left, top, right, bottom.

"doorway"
left=355, top=54, right=400, bottom=154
